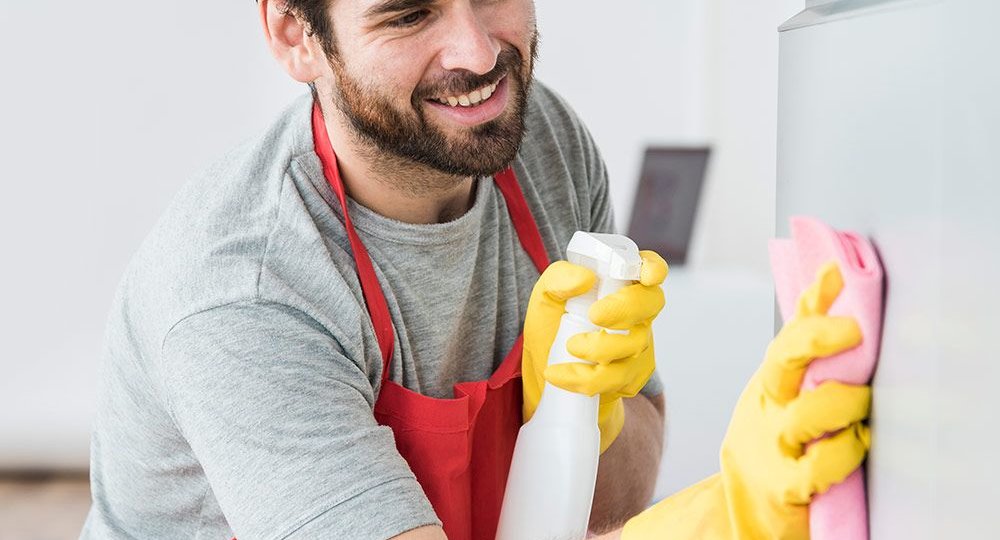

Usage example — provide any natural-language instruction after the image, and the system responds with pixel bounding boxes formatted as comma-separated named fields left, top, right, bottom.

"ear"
left=259, top=0, right=326, bottom=83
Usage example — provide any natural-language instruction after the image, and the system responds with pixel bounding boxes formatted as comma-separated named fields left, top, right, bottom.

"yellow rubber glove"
left=522, top=250, right=668, bottom=453
left=622, top=262, right=872, bottom=540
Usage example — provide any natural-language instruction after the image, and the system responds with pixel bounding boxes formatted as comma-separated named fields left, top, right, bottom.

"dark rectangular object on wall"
left=627, top=147, right=710, bottom=265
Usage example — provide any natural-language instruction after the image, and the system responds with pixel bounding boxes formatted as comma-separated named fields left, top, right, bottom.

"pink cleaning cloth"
left=769, top=216, right=884, bottom=540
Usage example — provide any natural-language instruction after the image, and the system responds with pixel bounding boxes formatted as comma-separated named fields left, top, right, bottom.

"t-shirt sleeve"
left=159, top=301, right=440, bottom=539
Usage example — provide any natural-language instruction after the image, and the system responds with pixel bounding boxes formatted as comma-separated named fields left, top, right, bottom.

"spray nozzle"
left=565, top=232, right=643, bottom=281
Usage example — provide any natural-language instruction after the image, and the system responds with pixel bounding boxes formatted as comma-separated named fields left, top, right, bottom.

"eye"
left=389, top=9, right=429, bottom=28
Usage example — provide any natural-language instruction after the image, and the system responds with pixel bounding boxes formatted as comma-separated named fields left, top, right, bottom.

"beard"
left=325, top=36, right=537, bottom=178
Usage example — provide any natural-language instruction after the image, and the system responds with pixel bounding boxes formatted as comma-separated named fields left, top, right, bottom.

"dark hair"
left=263, top=0, right=338, bottom=57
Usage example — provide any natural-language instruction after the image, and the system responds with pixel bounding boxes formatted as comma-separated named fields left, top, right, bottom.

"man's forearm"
left=588, top=393, right=666, bottom=534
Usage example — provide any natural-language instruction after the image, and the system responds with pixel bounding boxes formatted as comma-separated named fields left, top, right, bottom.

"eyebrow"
left=364, top=0, right=435, bottom=18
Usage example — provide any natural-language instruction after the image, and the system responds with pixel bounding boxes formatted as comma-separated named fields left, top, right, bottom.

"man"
left=83, top=1, right=871, bottom=539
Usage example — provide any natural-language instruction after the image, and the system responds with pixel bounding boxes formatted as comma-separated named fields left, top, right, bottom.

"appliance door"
left=777, top=1, right=1000, bottom=537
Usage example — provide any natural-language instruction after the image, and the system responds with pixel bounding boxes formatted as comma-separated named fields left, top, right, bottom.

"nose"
left=437, top=5, right=501, bottom=75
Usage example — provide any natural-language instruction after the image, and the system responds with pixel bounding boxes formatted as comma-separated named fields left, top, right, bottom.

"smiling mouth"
left=429, top=77, right=503, bottom=108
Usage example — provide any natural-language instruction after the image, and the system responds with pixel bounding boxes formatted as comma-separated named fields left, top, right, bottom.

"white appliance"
left=777, top=1, right=1000, bottom=536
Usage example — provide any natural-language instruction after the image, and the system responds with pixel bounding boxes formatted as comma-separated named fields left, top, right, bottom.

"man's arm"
left=589, top=393, right=666, bottom=533
left=161, top=302, right=441, bottom=539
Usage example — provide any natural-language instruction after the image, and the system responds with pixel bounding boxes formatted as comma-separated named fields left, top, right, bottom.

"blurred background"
left=5, top=0, right=999, bottom=538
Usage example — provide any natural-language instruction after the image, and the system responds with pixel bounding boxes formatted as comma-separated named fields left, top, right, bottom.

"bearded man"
left=82, top=1, right=871, bottom=539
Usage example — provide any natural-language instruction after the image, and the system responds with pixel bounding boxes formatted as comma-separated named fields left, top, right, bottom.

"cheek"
left=346, top=47, right=435, bottom=102
left=483, top=0, right=536, bottom=53
left=333, top=25, right=438, bottom=103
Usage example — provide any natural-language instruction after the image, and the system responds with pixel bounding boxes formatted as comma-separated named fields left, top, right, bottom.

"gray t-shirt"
left=82, top=82, right=663, bottom=540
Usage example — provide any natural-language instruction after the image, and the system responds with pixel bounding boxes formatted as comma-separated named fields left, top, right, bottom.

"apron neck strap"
left=311, top=101, right=552, bottom=380
left=312, top=102, right=396, bottom=365
left=492, top=168, right=551, bottom=273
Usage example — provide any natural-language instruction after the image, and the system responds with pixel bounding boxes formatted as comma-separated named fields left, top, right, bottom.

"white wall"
left=690, top=0, right=804, bottom=273
left=534, top=1, right=711, bottom=232
left=536, top=0, right=802, bottom=276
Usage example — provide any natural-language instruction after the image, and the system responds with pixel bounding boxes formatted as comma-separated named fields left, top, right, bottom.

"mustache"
left=414, top=47, right=523, bottom=99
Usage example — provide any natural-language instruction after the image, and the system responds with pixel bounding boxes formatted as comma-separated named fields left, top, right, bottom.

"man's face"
left=319, top=0, right=538, bottom=177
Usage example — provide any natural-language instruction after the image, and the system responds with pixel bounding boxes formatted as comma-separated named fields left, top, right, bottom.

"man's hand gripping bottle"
left=496, top=232, right=643, bottom=540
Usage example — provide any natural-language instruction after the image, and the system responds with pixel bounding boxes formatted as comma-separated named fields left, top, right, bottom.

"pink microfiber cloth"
left=769, top=216, right=884, bottom=540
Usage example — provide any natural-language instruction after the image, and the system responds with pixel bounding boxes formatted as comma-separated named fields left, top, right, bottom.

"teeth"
left=436, top=81, right=499, bottom=108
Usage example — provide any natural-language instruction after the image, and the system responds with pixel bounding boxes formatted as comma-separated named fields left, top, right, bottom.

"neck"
left=322, top=107, right=478, bottom=225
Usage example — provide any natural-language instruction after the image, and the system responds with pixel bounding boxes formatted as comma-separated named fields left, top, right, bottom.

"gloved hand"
left=522, top=250, right=668, bottom=453
left=622, top=262, right=872, bottom=540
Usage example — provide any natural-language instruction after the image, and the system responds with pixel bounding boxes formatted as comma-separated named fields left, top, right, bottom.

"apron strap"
left=312, top=103, right=396, bottom=367
left=311, top=101, right=552, bottom=381
left=493, top=167, right=551, bottom=274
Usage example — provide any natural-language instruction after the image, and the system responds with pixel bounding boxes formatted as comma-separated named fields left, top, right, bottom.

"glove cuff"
left=621, top=474, right=732, bottom=540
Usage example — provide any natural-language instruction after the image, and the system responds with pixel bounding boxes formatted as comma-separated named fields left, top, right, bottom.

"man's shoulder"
left=177, top=93, right=316, bottom=222
left=121, top=94, right=339, bottom=328
left=513, top=80, right=613, bottom=258
left=519, top=80, right=602, bottom=173
left=524, top=80, right=589, bottom=139
left=519, top=79, right=604, bottom=172
left=149, top=96, right=311, bottom=248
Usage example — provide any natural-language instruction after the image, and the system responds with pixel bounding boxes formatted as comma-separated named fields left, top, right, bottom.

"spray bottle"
left=496, top=232, right=643, bottom=540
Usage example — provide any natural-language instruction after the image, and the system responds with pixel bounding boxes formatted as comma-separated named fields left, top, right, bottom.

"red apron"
left=312, top=102, right=550, bottom=540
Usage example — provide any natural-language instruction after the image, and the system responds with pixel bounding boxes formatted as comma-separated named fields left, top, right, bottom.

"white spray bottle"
left=496, top=232, right=643, bottom=540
